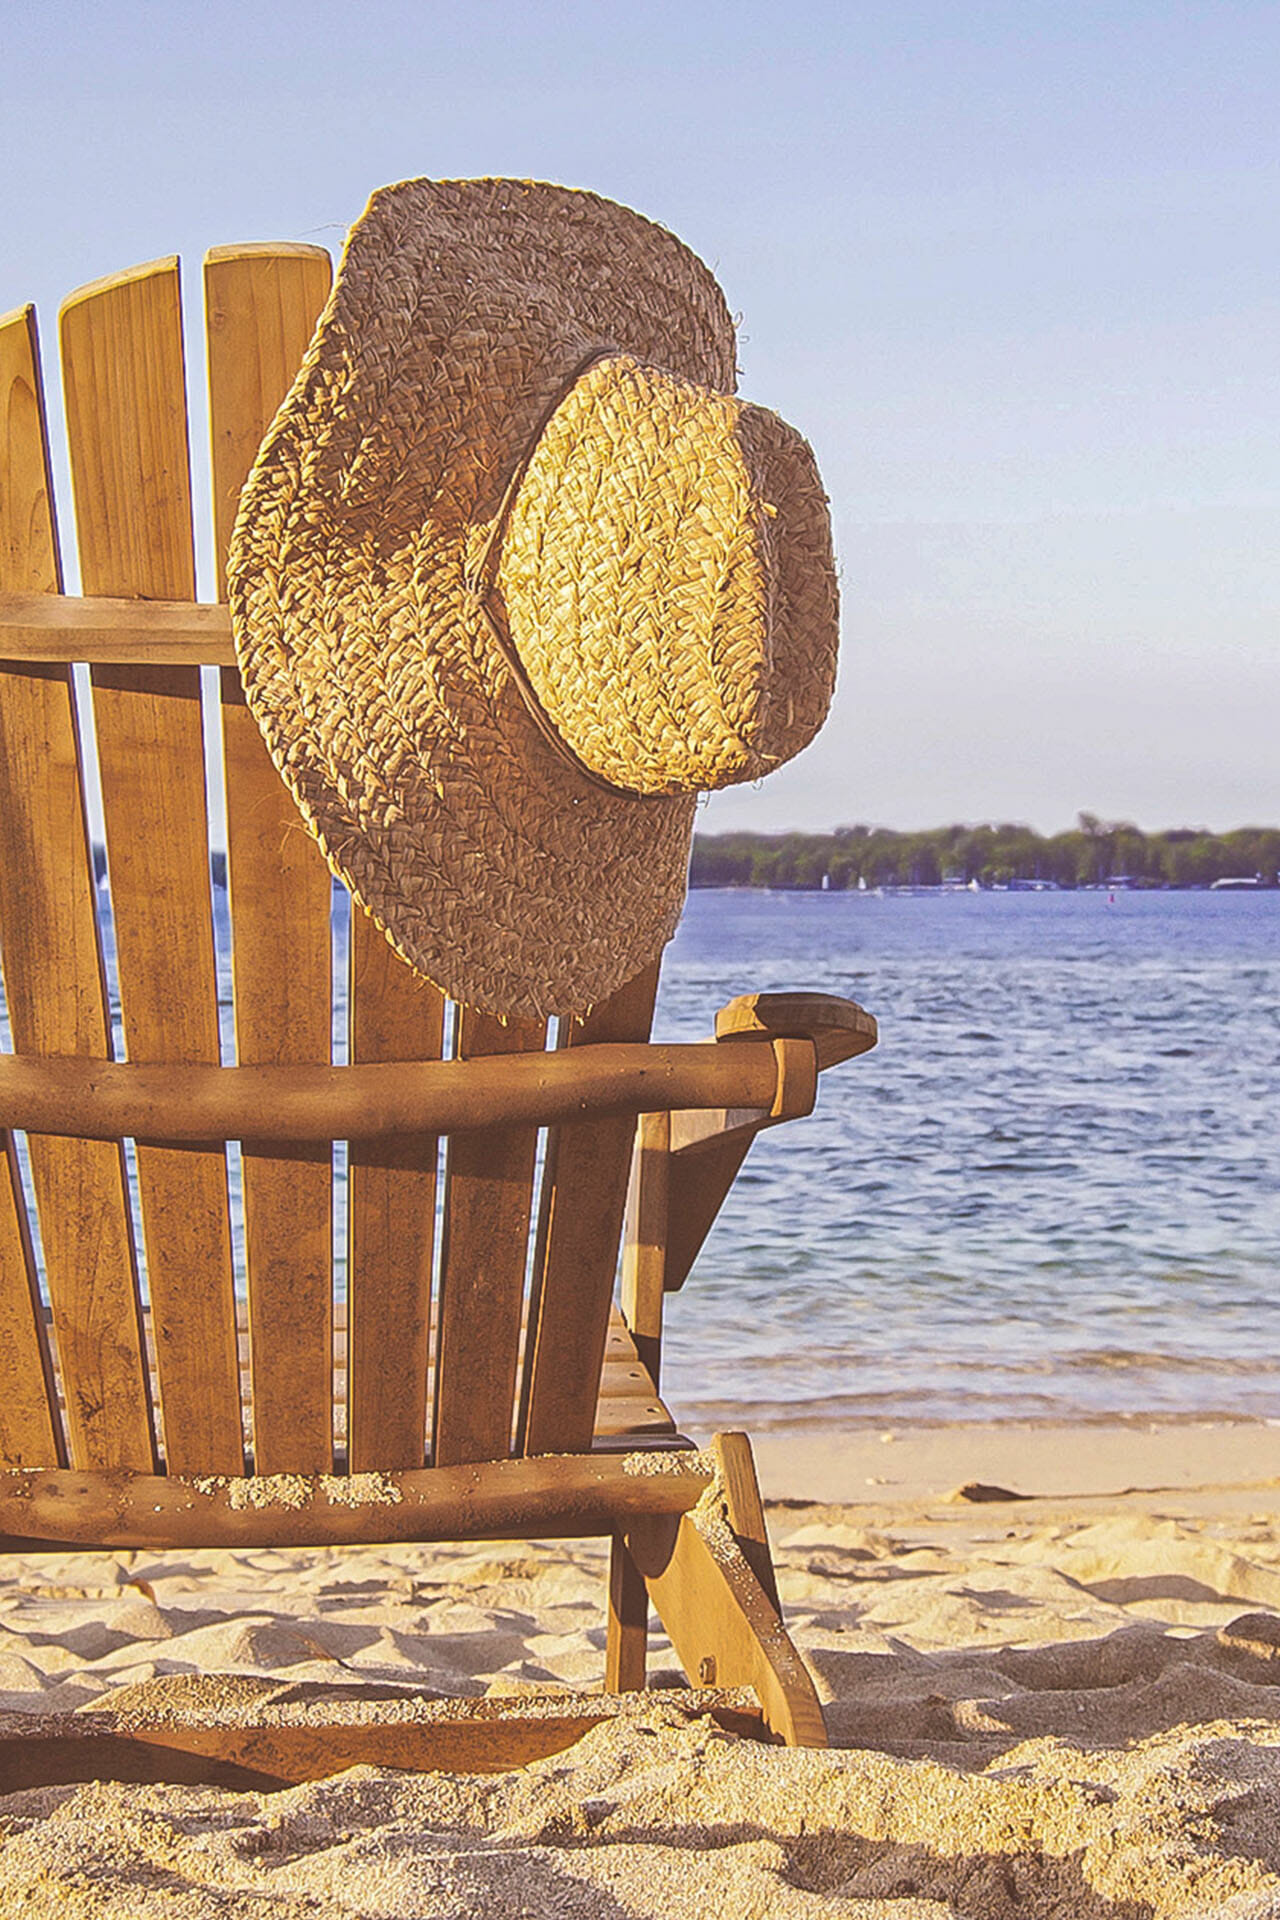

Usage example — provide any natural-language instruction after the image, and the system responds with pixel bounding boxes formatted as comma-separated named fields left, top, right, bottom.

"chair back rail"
left=0, top=249, right=661, bottom=1480
left=0, top=303, right=151, bottom=1471
left=206, top=245, right=336, bottom=1474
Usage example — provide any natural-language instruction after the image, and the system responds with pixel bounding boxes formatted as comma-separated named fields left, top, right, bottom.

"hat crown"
left=497, top=355, right=838, bottom=797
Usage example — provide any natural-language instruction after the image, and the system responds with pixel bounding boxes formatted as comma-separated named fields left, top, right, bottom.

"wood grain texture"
left=0, top=1137, right=62, bottom=1467
left=0, top=1687, right=764, bottom=1790
left=1, top=309, right=62, bottom=593
left=0, top=308, right=66, bottom=1469
left=591, top=1300, right=676, bottom=1448
left=1, top=1452, right=714, bottom=1550
left=204, top=244, right=330, bottom=567
left=349, top=911, right=445, bottom=1471
left=631, top=1435, right=827, bottom=1748
left=520, top=962, right=659, bottom=1457
left=205, top=244, right=335, bottom=1475
left=715, top=1428, right=782, bottom=1613
left=662, top=1129, right=755, bottom=1295
left=433, top=1008, right=547, bottom=1467
left=0, top=591, right=233, bottom=663
left=620, top=1108, right=670, bottom=1387
left=715, top=990, right=878, bottom=1069
left=605, top=1535, right=649, bottom=1691
left=133, top=1297, right=676, bottom=1452
left=637, top=1510, right=826, bottom=1746
left=61, top=259, right=239, bottom=1473
left=0, top=1041, right=785, bottom=1143
left=660, top=1017, right=836, bottom=1296
left=0, top=303, right=149, bottom=1470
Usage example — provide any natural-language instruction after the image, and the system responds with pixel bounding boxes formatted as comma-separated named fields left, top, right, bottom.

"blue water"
left=654, top=889, right=1280, bottom=1429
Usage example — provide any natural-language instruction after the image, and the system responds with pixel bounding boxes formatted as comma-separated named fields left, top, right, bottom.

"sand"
left=5, top=1422, right=1280, bottom=1916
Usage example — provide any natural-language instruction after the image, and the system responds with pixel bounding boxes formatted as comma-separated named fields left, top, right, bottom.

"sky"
left=4, top=0, right=1278, bottom=835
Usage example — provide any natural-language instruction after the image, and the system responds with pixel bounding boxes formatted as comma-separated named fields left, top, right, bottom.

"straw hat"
left=229, top=177, right=839, bottom=1020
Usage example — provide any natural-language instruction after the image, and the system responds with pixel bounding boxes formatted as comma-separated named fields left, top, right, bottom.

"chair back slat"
left=60, top=261, right=241, bottom=1473
left=0, top=1138, right=63, bottom=1469
left=348, top=912, right=445, bottom=1470
left=519, top=964, right=658, bottom=1455
left=205, top=245, right=336, bottom=1474
left=0, top=305, right=147, bottom=1469
left=432, top=1008, right=546, bottom=1466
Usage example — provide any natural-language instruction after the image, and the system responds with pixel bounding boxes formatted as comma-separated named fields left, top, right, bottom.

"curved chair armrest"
left=665, top=992, right=876, bottom=1158
left=0, top=1040, right=806, bottom=1146
left=715, top=991, right=877, bottom=1071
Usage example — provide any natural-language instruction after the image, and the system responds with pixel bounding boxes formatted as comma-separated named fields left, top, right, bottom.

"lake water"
left=655, top=889, right=1280, bottom=1430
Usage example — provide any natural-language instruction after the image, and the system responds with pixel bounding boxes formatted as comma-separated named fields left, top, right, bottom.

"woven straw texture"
left=229, top=177, right=837, bottom=1019
left=500, top=354, right=837, bottom=795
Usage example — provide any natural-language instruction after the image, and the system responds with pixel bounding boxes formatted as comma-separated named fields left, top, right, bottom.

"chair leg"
left=606, top=1531, right=648, bottom=1691
left=714, top=1428, right=781, bottom=1612
left=628, top=1432, right=827, bottom=1748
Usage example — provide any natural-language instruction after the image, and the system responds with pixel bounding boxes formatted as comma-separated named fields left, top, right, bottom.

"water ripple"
left=656, top=890, right=1280, bottom=1427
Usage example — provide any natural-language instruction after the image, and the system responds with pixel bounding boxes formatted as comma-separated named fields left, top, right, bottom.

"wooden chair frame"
left=0, top=245, right=876, bottom=1787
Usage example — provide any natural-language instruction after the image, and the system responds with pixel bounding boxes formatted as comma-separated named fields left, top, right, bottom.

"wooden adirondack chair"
left=0, top=244, right=876, bottom=1790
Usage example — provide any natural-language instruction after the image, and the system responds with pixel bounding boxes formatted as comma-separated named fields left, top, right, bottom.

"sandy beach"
left=4, top=1421, right=1280, bottom=1915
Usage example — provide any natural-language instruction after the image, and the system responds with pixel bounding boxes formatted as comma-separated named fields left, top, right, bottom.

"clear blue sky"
left=5, top=0, right=1278, bottom=833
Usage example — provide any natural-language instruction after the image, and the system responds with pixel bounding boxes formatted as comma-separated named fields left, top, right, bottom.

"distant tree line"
left=690, top=815, right=1280, bottom=890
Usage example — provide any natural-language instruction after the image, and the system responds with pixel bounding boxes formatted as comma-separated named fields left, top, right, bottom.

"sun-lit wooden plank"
left=521, top=963, right=659, bottom=1456
left=349, top=912, right=444, bottom=1472
left=205, top=242, right=335, bottom=1474
left=0, top=301, right=144, bottom=1470
left=433, top=1008, right=546, bottom=1466
left=0, top=590, right=233, bottom=663
left=61, top=257, right=240, bottom=1472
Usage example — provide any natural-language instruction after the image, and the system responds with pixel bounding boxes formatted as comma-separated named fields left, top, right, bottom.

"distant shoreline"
left=688, top=877, right=1279, bottom=892
left=692, top=819, right=1280, bottom=891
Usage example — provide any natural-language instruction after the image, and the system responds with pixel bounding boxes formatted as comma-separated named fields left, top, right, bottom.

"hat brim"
left=229, top=178, right=735, bottom=1020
